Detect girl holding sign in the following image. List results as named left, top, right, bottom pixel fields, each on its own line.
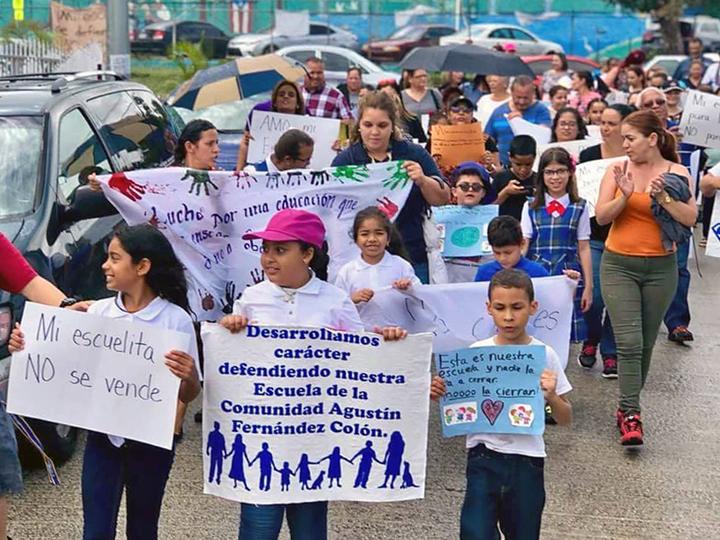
left=9, top=225, right=201, bottom=540
left=219, top=208, right=408, bottom=540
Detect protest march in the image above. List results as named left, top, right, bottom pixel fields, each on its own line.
left=3, top=6, right=720, bottom=537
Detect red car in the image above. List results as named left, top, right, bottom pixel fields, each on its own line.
left=363, top=24, right=456, bottom=63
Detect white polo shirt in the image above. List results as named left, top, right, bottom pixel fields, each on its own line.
left=334, top=252, right=421, bottom=295
left=88, top=294, right=200, bottom=447
left=233, top=274, right=364, bottom=331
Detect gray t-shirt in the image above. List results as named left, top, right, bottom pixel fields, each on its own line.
left=401, top=88, right=442, bottom=116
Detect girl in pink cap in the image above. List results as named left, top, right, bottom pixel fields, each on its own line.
left=220, top=208, right=407, bottom=540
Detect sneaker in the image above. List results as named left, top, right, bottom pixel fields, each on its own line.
left=619, top=413, right=644, bottom=446
left=577, top=343, right=598, bottom=369
left=545, top=403, right=557, bottom=425
left=602, top=357, right=618, bottom=379
left=668, top=326, right=694, bottom=343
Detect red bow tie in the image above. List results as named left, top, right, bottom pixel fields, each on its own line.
left=546, top=200, right=566, bottom=217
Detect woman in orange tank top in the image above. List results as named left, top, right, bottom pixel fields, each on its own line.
left=595, top=110, right=697, bottom=447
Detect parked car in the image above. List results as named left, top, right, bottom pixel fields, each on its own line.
left=362, top=24, right=456, bottom=63
left=276, top=45, right=399, bottom=87
left=228, top=22, right=359, bottom=57
left=131, top=20, right=230, bottom=59
left=642, top=16, right=720, bottom=53
left=440, top=24, right=564, bottom=55
left=0, top=71, right=183, bottom=465
left=522, top=54, right=600, bottom=75
left=644, top=53, right=720, bottom=78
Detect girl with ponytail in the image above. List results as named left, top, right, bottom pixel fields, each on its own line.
left=594, top=109, right=697, bottom=447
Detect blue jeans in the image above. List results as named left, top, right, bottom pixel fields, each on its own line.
left=460, top=444, right=545, bottom=540
left=663, top=238, right=691, bottom=331
left=583, top=240, right=617, bottom=357
left=412, top=261, right=429, bottom=284
left=82, top=432, right=175, bottom=540
left=239, top=501, right=327, bottom=540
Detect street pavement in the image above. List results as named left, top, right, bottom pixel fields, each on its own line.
left=9, top=243, right=720, bottom=539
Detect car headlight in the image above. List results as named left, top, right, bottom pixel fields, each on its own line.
left=383, top=46, right=401, bottom=53
left=0, top=304, right=12, bottom=348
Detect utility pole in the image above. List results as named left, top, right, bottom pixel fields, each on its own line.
left=107, top=0, right=131, bottom=78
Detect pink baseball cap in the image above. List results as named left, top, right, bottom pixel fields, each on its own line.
left=242, top=209, right=326, bottom=248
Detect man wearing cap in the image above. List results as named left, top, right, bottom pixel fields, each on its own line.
left=485, top=75, right=551, bottom=166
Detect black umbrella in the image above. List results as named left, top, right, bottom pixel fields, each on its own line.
left=401, top=43, right=534, bottom=77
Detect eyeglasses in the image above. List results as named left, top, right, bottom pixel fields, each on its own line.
left=642, top=99, right=666, bottom=107
left=450, top=106, right=472, bottom=113
left=558, top=121, right=577, bottom=128
left=543, top=168, right=569, bottom=177
left=456, top=183, right=484, bottom=192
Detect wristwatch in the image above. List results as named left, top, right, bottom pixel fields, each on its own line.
left=659, top=192, right=673, bottom=205
left=59, top=297, right=78, bottom=308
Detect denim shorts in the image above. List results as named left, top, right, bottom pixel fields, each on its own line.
left=0, top=402, right=23, bottom=495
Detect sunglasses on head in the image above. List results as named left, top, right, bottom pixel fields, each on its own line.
left=456, top=182, right=484, bottom=192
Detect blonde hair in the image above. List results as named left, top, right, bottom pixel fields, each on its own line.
left=350, top=91, right=404, bottom=144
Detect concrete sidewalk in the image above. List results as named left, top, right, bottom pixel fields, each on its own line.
left=9, top=251, right=720, bottom=539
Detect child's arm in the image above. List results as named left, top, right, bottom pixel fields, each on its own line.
left=351, top=289, right=374, bottom=304
left=541, top=369, right=572, bottom=426
left=376, top=326, right=408, bottom=341
left=165, top=350, right=201, bottom=403
left=392, top=278, right=414, bottom=290
left=430, top=375, right=446, bottom=401
left=219, top=314, right=249, bottom=333
left=577, top=239, right=593, bottom=312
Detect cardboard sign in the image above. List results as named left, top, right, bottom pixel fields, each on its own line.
left=430, top=123, right=486, bottom=172
left=436, top=345, right=546, bottom=437
left=201, top=324, right=432, bottom=504
left=679, top=90, right=720, bottom=150
left=51, top=1, right=107, bottom=56
left=247, top=111, right=341, bottom=169
left=575, top=157, right=627, bottom=217
left=7, top=303, right=191, bottom=449
left=433, top=205, right=499, bottom=257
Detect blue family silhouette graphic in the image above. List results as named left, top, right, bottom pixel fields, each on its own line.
left=206, top=426, right=419, bottom=492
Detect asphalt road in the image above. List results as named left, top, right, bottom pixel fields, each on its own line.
left=9, top=245, right=720, bottom=539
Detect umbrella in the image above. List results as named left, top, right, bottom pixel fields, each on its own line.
left=401, top=44, right=534, bottom=78
left=166, top=54, right=305, bottom=110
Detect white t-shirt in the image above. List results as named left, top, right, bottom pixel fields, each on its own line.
left=520, top=194, right=591, bottom=240
left=88, top=294, right=200, bottom=447
left=466, top=336, right=572, bottom=458
left=334, top=252, right=420, bottom=295
left=233, top=275, right=364, bottom=331
left=474, top=94, right=510, bottom=129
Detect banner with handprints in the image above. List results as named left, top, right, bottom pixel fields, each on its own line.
left=98, top=163, right=413, bottom=320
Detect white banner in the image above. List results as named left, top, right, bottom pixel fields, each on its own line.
left=7, top=303, right=191, bottom=449
left=248, top=111, right=341, bottom=169
left=98, top=164, right=413, bottom=321
left=201, top=324, right=433, bottom=504
left=575, top=157, right=627, bottom=217
left=679, top=90, right=720, bottom=150
left=508, top=116, right=551, bottom=146
left=274, top=9, right=309, bottom=37
left=707, top=191, right=720, bottom=258
left=357, top=276, right=576, bottom=367
left=534, top=138, right=601, bottom=171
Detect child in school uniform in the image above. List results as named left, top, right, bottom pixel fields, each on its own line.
left=430, top=269, right=572, bottom=540
left=9, top=225, right=201, bottom=540
left=334, top=206, right=420, bottom=306
left=219, top=208, right=407, bottom=540
left=521, top=147, right=593, bottom=342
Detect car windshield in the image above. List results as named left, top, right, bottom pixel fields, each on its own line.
left=388, top=27, right=424, bottom=40
left=0, top=116, right=43, bottom=219
left=173, top=92, right=272, bottom=131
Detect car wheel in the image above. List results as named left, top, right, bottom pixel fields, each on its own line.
left=263, top=44, right=279, bottom=54
left=18, top=418, right=78, bottom=468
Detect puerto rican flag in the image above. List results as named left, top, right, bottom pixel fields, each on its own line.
left=230, top=0, right=252, bottom=33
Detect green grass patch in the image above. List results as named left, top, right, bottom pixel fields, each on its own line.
left=130, top=65, right=186, bottom=100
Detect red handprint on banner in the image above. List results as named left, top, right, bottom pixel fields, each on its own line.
left=108, top=172, right=146, bottom=202
left=377, top=197, right=399, bottom=219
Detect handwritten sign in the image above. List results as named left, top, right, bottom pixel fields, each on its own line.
left=436, top=345, right=546, bottom=436
left=6, top=303, right=191, bottom=449
left=248, top=111, right=341, bottom=169
left=430, top=123, right=486, bottom=172
left=508, top=116, right=551, bottom=146
left=201, top=324, right=432, bottom=504
left=99, top=164, right=413, bottom=321
left=679, top=90, right=720, bottom=150
left=433, top=205, right=499, bottom=257
left=356, top=276, right=576, bottom=367
left=575, top=157, right=627, bottom=217
left=51, top=1, right=107, bottom=57
left=534, top=138, right=601, bottom=171
left=707, top=191, right=720, bottom=258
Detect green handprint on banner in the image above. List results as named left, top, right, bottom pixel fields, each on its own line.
left=332, top=165, right=369, bottom=183
left=383, top=160, right=410, bottom=190
left=181, top=169, right=219, bottom=196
